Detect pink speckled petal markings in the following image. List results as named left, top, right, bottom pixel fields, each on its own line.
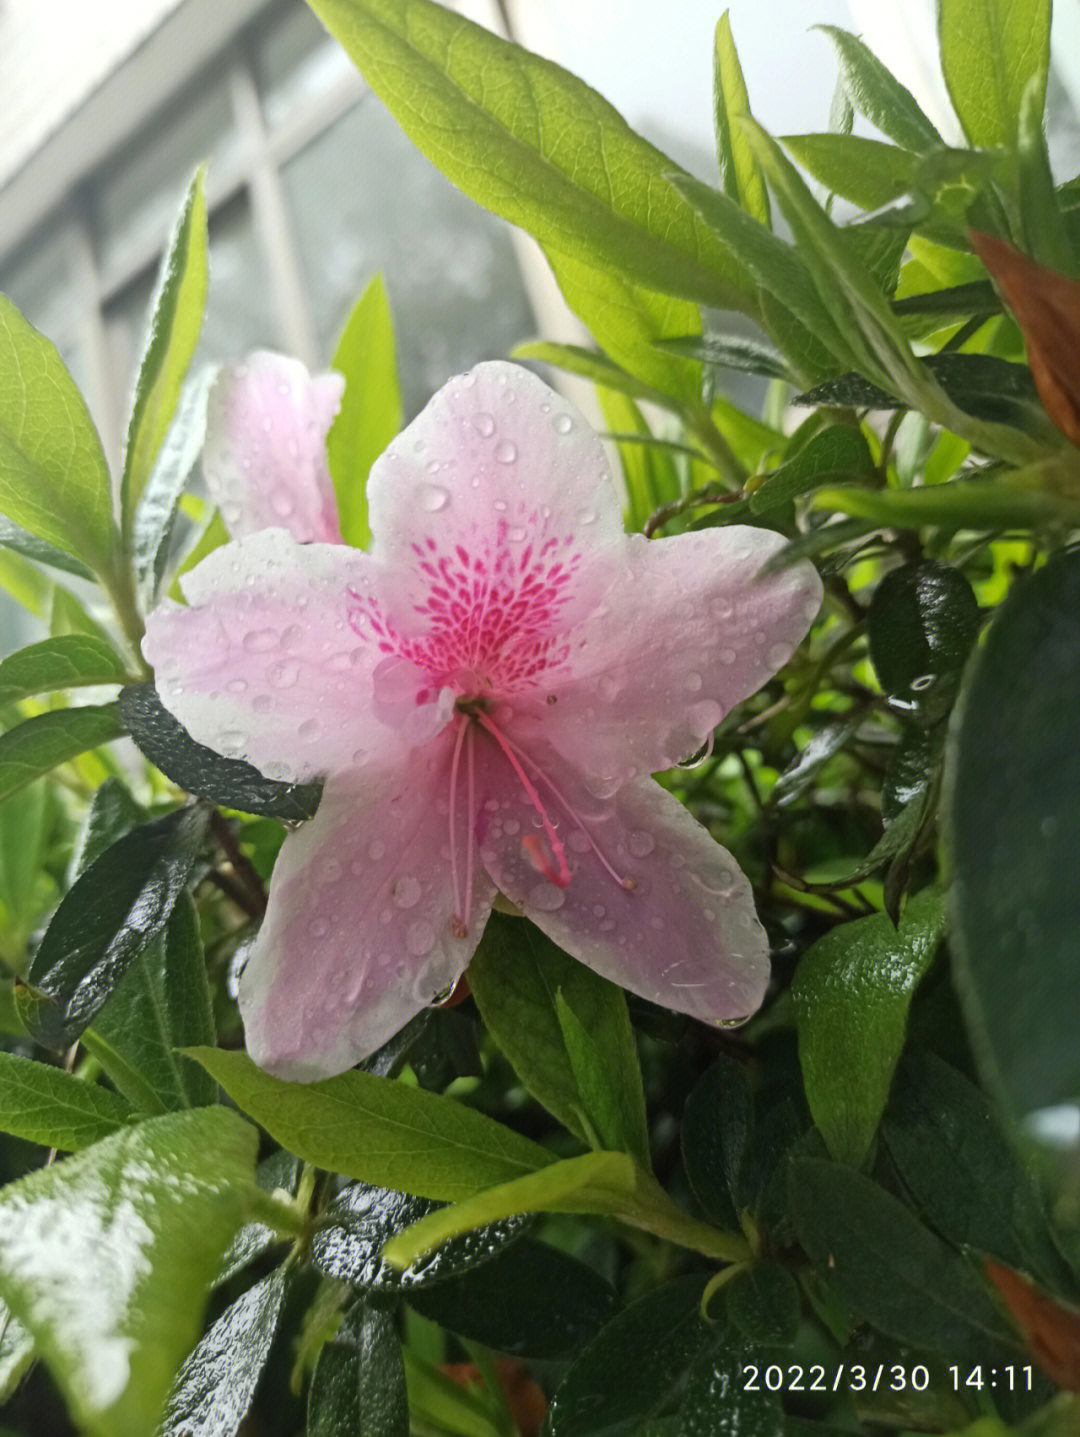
left=204, top=351, right=344, bottom=544
left=472, top=736, right=769, bottom=1027
left=240, top=737, right=496, bottom=1082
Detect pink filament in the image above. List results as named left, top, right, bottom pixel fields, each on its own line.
left=476, top=711, right=572, bottom=888
left=447, top=717, right=469, bottom=931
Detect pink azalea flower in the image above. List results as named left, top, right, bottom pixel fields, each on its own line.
left=144, top=355, right=822, bottom=1081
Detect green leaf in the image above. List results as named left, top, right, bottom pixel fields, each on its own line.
left=160, top=1266, right=289, bottom=1437
left=187, top=1046, right=554, bottom=1202
left=0, top=516, right=95, bottom=581
left=782, top=133, right=920, bottom=212
left=714, top=13, right=770, bottom=227
left=513, top=340, right=676, bottom=412
left=749, top=426, right=873, bottom=514
left=70, top=775, right=145, bottom=877
left=554, top=992, right=631, bottom=1156
left=469, top=916, right=650, bottom=1166
left=0, top=779, right=50, bottom=936
left=382, top=1150, right=745, bottom=1268
left=0, top=1304, right=34, bottom=1403
left=0, top=294, right=119, bottom=580
left=677, top=1335, right=783, bottom=1437
left=544, top=1275, right=711, bottom=1437
left=303, top=0, right=755, bottom=312
left=309, top=1303, right=363, bottom=1437
left=681, top=1056, right=752, bottom=1228
left=0, top=1105, right=257, bottom=1437
left=944, top=549, right=1080, bottom=1115
left=86, top=894, right=216, bottom=1115
left=311, top=1181, right=531, bottom=1291
left=408, top=1236, right=618, bottom=1359
left=0, top=635, right=130, bottom=707
left=401, top=1348, right=506, bottom=1437
left=327, top=274, right=402, bottom=549
left=357, top=1304, right=409, bottom=1437
left=596, top=386, right=683, bottom=533
left=725, top=1265, right=802, bottom=1347
left=791, top=890, right=945, bottom=1165
left=215, top=1149, right=300, bottom=1287
left=0, top=704, right=122, bottom=806
left=868, top=562, right=980, bottom=725
left=818, top=28, right=942, bottom=153
left=656, top=336, right=791, bottom=383
left=134, top=364, right=215, bottom=601
left=789, top=1158, right=1020, bottom=1360
left=939, top=0, right=1051, bottom=151
left=121, top=168, right=209, bottom=544
left=882, top=1051, right=1077, bottom=1297
left=21, top=803, right=211, bottom=1050
left=0, top=1051, right=135, bottom=1150
left=119, top=682, right=322, bottom=821
left=1017, top=78, right=1079, bottom=276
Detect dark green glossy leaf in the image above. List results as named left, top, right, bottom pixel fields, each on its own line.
left=881, top=725, right=942, bottom=823
left=216, top=1149, right=300, bottom=1287
left=0, top=636, right=130, bottom=708
left=789, top=1158, right=1021, bottom=1360
left=677, top=1334, right=783, bottom=1437
left=120, top=683, right=322, bottom=820
left=792, top=890, right=945, bottom=1166
left=358, top=1304, right=408, bottom=1437
left=408, top=1236, right=618, bottom=1359
left=470, top=915, right=649, bottom=1166
left=545, top=1275, right=712, bottom=1437
left=0, top=1051, right=134, bottom=1151
left=944, top=550, right=1080, bottom=1115
left=681, top=1057, right=752, bottom=1228
left=750, top=427, right=873, bottom=515
left=0, top=704, right=122, bottom=806
left=311, top=1181, right=531, bottom=1291
left=121, top=169, right=208, bottom=540
left=713, top=13, right=770, bottom=227
left=0, top=1106, right=257, bottom=1437
left=187, top=1047, right=553, bottom=1202
left=725, top=1265, right=801, bottom=1348
left=87, top=894, right=216, bottom=1114
left=22, top=803, right=211, bottom=1050
left=869, top=562, right=980, bottom=725
left=939, top=0, right=1050, bottom=150
left=655, top=336, right=790, bottom=382
left=818, top=27, right=942, bottom=153
left=160, top=1266, right=288, bottom=1437
left=70, top=776, right=145, bottom=878
left=304, top=0, right=754, bottom=312
left=0, top=294, right=118, bottom=580
left=327, top=273, right=402, bottom=549
left=892, top=280, right=1001, bottom=318
left=0, top=516, right=95, bottom=580
left=134, top=365, right=214, bottom=601
left=883, top=1051, right=1077, bottom=1296
left=773, top=717, right=862, bottom=806
left=308, top=1303, right=362, bottom=1437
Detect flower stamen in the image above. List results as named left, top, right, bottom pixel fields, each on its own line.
left=476, top=711, right=572, bottom=888
left=448, top=716, right=469, bottom=932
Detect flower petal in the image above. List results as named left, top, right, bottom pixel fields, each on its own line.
left=240, top=741, right=496, bottom=1081
left=204, top=351, right=344, bottom=543
left=143, top=528, right=444, bottom=783
left=524, top=527, right=823, bottom=794
left=473, top=737, right=769, bottom=1026
left=364, top=361, right=625, bottom=642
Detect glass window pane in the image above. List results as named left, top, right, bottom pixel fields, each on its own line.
left=255, top=3, right=356, bottom=133
left=282, top=98, right=535, bottom=417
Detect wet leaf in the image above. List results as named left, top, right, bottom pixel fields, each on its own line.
left=120, top=683, right=322, bottom=821
left=869, top=562, right=980, bottom=726
left=750, top=427, right=873, bottom=515
left=681, top=1056, right=752, bottom=1228
left=0, top=1052, right=135, bottom=1151
left=0, top=1106, right=257, bottom=1437
left=792, top=890, right=945, bottom=1165
left=0, top=705, right=123, bottom=807
left=677, top=1334, right=783, bottom=1437
left=0, top=636, right=130, bottom=708
left=22, top=803, right=211, bottom=1050
left=725, top=1265, right=802, bottom=1348
left=357, top=1305, right=409, bottom=1437
left=944, top=550, right=1080, bottom=1115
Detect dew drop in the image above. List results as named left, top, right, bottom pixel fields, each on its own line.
left=494, top=439, right=518, bottom=465
left=271, top=490, right=294, bottom=518
left=406, top=920, right=436, bottom=956
left=308, top=917, right=330, bottom=938
left=554, top=414, right=574, bottom=435
left=252, top=694, right=273, bottom=715
left=677, top=732, right=715, bottom=769
left=321, top=858, right=343, bottom=884
left=227, top=678, right=248, bottom=694
left=768, top=642, right=793, bottom=669
left=392, top=875, right=422, bottom=909
left=352, top=747, right=368, bottom=767
left=529, top=882, right=566, bottom=912
left=578, top=507, right=597, bottom=525
left=718, top=647, right=737, bottom=665
left=599, top=675, right=620, bottom=701
left=685, top=671, right=703, bottom=694
left=627, top=830, right=656, bottom=858
left=910, top=673, right=936, bottom=692
left=222, top=502, right=243, bottom=527
left=471, top=411, right=496, bottom=437
left=716, top=1012, right=752, bottom=1031
left=418, top=483, right=449, bottom=512
left=216, top=729, right=247, bottom=755
left=568, top=830, right=591, bottom=855
left=298, top=718, right=318, bottom=739
left=244, top=628, right=279, bottom=653
left=269, top=659, right=300, bottom=689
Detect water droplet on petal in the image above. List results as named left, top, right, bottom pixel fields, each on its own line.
left=368, top=839, right=386, bottom=861
left=298, top=718, right=318, bottom=739
left=768, top=642, right=793, bottom=669
left=244, top=628, right=279, bottom=653
left=351, top=747, right=368, bottom=766
left=471, top=411, right=496, bottom=437
left=271, top=490, right=294, bottom=518
left=578, top=507, right=597, bottom=525
left=216, top=729, right=247, bottom=755
left=685, top=671, right=703, bottom=694
left=418, top=483, right=449, bottom=512
left=308, top=917, right=330, bottom=938
left=716, top=1012, right=752, bottom=1031
left=222, top=502, right=243, bottom=527
left=494, top=439, right=518, bottom=464
left=718, top=647, right=737, bottom=665
left=392, top=875, right=422, bottom=909
left=678, top=733, right=715, bottom=769
left=627, top=830, right=656, bottom=858
left=529, top=882, right=566, bottom=912
left=406, top=920, right=436, bottom=956
left=554, top=414, right=574, bottom=435
left=227, top=678, right=248, bottom=694
left=269, top=659, right=300, bottom=689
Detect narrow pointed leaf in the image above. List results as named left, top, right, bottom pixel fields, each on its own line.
left=0, top=295, right=118, bottom=579
left=512, top=340, right=672, bottom=410
left=0, top=636, right=130, bottom=708
left=818, top=27, right=942, bottom=153
left=0, top=1106, right=257, bottom=1437
left=749, top=426, right=873, bottom=514
left=302, top=0, right=755, bottom=312
left=713, top=13, right=769, bottom=226
left=186, top=1046, right=553, bottom=1201
left=0, top=704, right=122, bottom=807
left=327, top=273, right=402, bottom=549
left=121, top=169, right=208, bottom=539
left=0, top=517, right=94, bottom=580
left=782, top=133, right=920, bottom=213
left=0, top=1051, right=135, bottom=1151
